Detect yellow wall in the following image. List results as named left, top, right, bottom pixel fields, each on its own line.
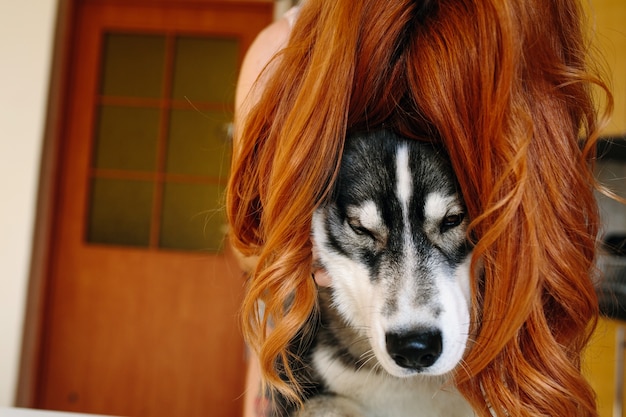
left=585, top=318, right=625, bottom=417
left=589, top=0, right=626, bottom=135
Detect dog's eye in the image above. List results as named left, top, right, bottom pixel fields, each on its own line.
left=440, top=213, right=465, bottom=232
left=347, top=219, right=375, bottom=239
left=348, top=222, right=370, bottom=237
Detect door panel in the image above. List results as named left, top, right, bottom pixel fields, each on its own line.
left=36, top=2, right=272, bottom=416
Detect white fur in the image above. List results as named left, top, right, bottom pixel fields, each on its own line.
left=312, top=347, right=474, bottom=417
left=359, top=200, right=383, bottom=231
left=396, top=145, right=412, bottom=211
left=424, top=193, right=455, bottom=223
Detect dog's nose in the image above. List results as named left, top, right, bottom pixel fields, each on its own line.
left=385, top=329, right=442, bottom=370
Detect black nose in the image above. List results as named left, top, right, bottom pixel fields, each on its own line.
left=385, top=329, right=442, bottom=370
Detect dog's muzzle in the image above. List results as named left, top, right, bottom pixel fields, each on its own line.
left=385, top=329, right=443, bottom=371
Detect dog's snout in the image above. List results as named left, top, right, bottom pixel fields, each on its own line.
left=385, top=329, right=442, bottom=370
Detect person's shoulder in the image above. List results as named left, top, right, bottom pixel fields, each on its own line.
left=235, top=15, right=292, bottom=112
left=244, top=13, right=294, bottom=81
left=250, top=16, right=292, bottom=67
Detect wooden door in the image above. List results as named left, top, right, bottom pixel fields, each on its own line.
left=35, top=2, right=272, bottom=416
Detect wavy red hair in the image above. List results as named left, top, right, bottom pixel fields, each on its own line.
left=226, top=0, right=612, bottom=415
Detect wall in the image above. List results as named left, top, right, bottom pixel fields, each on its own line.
left=590, top=0, right=626, bottom=135
left=0, top=1, right=57, bottom=407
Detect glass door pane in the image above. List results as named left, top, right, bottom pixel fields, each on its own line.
left=87, top=32, right=238, bottom=252
left=100, top=33, right=166, bottom=98
left=171, top=37, right=239, bottom=102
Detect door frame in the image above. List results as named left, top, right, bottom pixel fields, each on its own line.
left=17, top=0, right=77, bottom=406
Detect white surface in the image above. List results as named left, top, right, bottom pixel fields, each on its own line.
left=0, top=0, right=57, bottom=406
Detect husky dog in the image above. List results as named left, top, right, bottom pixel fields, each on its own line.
left=272, top=130, right=474, bottom=417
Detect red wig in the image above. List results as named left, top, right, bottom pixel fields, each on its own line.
left=226, top=0, right=612, bottom=415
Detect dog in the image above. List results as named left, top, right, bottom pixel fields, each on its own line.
left=271, top=130, right=474, bottom=417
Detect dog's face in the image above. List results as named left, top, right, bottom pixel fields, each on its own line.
left=312, top=131, right=471, bottom=378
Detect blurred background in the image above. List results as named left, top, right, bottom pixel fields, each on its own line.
left=0, top=0, right=624, bottom=416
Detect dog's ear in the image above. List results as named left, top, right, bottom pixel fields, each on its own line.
left=415, top=0, right=437, bottom=22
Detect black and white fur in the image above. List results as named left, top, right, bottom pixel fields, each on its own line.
left=272, top=130, right=474, bottom=417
